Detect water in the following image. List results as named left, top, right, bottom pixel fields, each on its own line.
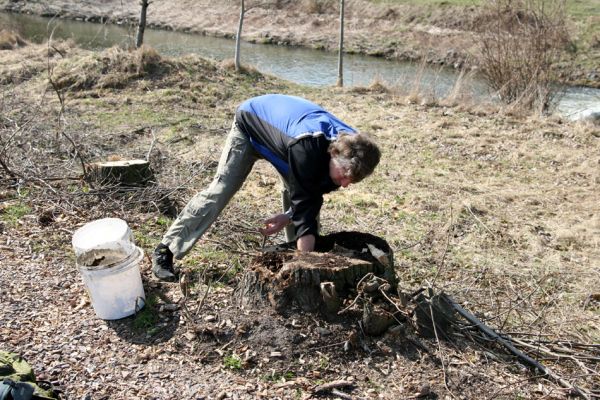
left=2, top=11, right=598, bottom=119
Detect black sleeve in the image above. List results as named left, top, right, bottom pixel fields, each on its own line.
left=287, top=137, right=332, bottom=239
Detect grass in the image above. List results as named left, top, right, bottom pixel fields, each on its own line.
left=262, top=371, right=296, bottom=382
left=369, top=0, right=600, bottom=19
left=566, top=0, right=600, bottom=18
left=371, top=0, right=481, bottom=5
left=1, top=38, right=599, bottom=395
left=223, top=353, right=242, bottom=370
left=0, top=203, right=31, bottom=227
left=131, top=293, right=160, bottom=334
left=133, top=217, right=172, bottom=249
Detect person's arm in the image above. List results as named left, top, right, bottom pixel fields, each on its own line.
left=287, top=138, right=328, bottom=240
left=297, top=234, right=315, bottom=251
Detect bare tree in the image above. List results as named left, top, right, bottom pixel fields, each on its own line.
left=136, top=0, right=150, bottom=48
left=336, top=0, right=345, bottom=87
left=235, top=0, right=245, bottom=71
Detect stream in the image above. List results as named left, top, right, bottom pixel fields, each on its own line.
left=2, top=11, right=598, bottom=120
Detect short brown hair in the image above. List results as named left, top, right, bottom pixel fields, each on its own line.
left=328, top=133, right=381, bottom=182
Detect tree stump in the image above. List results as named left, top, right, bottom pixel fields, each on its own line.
left=414, top=290, right=458, bottom=338
left=88, top=159, right=155, bottom=186
left=235, top=232, right=397, bottom=316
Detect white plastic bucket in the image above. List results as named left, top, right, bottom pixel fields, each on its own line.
left=72, top=217, right=135, bottom=258
left=72, top=218, right=146, bottom=320
left=77, top=246, right=146, bottom=320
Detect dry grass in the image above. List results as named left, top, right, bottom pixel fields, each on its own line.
left=1, top=42, right=599, bottom=398
left=301, top=0, right=336, bottom=14
left=51, top=45, right=172, bottom=91
left=0, top=29, right=28, bottom=50
left=0, top=39, right=76, bottom=85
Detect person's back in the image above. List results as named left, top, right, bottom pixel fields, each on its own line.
left=235, top=94, right=356, bottom=174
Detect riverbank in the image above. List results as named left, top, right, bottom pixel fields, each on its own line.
left=1, top=0, right=599, bottom=88
left=1, top=40, right=599, bottom=398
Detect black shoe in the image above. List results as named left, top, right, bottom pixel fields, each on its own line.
left=152, top=244, right=176, bottom=281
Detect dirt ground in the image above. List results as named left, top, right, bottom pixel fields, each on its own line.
left=0, top=39, right=599, bottom=399
left=1, top=0, right=599, bottom=88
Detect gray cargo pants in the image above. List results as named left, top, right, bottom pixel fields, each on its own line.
left=161, top=120, right=296, bottom=259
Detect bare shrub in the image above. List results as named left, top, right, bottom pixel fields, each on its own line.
left=0, top=29, right=28, bottom=50
left=475, top=0, right=571, bottom=113
left=302, top=0, right=335, bottom=14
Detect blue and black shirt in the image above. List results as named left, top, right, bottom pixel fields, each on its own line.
left=235, top=94, right=357, bottom=240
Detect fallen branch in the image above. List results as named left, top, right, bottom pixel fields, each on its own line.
left=442, top=293, right=591, bottom=399
left=331, top=388, right=354, bottom=399
left=312, top=380, right=355, bottom=395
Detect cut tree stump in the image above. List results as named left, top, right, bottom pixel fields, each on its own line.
left=235, top=232, right=397, bottom=316
left=88, top=159, right=155, bottom=186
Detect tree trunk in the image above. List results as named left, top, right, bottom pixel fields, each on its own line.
left=336, top=0, right=345, bottom=87
left=136, top=0, right=150, bottom=49
left=235, top=0, right=245, bottom=72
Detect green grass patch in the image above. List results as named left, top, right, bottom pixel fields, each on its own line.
left=262, top=371, right=296, bottom=382
left=566, top=0, right=600, bottom=19
left=131, top=293, right=160, bottom=334
left=156, top=215, right=171, bottom=227
left=88, top=105, right=173, bottom=130
left=183, top=247, right=244, bottom=284
left=133, top=217, right=171, bottom=249
left=0, top=203, right=31, bottom=227
left=223, top=353, right=242, bottom=370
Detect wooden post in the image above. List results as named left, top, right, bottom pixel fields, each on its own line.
left=336, top=0, right=345, bottom=87
left=235, top=0, right=245, bottom=72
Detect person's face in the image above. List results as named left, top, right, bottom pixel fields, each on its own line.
left=329, top=160, right=353, bottom=188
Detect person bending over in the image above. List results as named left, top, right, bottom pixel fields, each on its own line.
left=152, top=94, right=381, bottom=281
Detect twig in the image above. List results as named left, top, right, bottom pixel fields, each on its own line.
left=194, top=278, right=212, bottom=319
left=428, top=300, right=458, bottom=399
left=378, top=286, right=410, bottom=317
left=338, top=273, right=373, bottom=315
left=431, top=206, right=453, bottom=288
left=442, top=293, right=591, bottom=399
left=202, top=238, right=258, bottom=257
left=46, top=25, right=90, bottom=182
left=307, top=340, right=347, bottom=351
left=510, top=337, right=599, bottom=375
left=465, top=205, right=496, bottom=239
left=145, top=128, right=157, bottom=162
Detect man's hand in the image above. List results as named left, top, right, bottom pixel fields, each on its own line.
left=297, top=234, right=315, bottom=251
left=259, top=213, right=290, bottom=236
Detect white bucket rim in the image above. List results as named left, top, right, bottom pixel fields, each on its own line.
left=77, top=246, right=144, bottom=275
left=72, top=217, right=133, bottom=257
